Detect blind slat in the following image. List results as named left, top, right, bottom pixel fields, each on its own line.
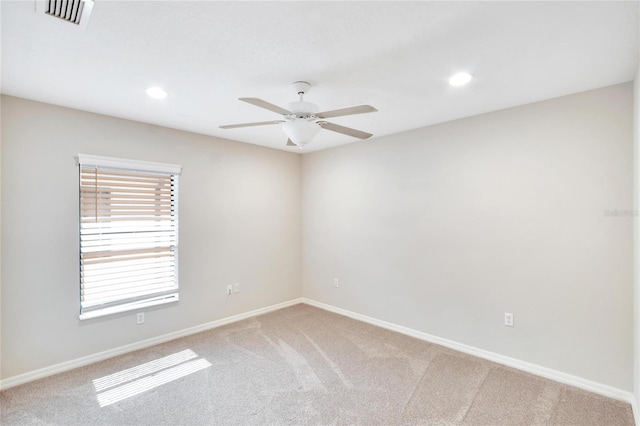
left=82, top=288, right=178, bottom=309
left=81, top=168, right=174, bottom=180
left=81, top=216, right=174, bottom=223
left=81, top=204, right=173, bottom=211
left=81, top=187, right=172, bottom=196
left=81, top=210, right=173, bottom=217
left=80, top=249, right=174, bottom=262
left=81, top=229, right=175, bottom=238
left=81, top=235, right=176, bottom=245
left=80, top=180, right=173, bottom=189
left=80, top=174, right=173, bottom=185
left=82, top=276, right=176, bottom=295
left=80, top=193, right=173, bottom=200
left=81, top=256, right=173, bottom=273
left=81, top=200, right=173, bottom=206
left=82, top=265, right=174, bottom=280
left=82, top=243, right=176, bottom=254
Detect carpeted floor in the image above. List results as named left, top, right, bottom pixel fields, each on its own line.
left=0, top=304, right=635, bottom=425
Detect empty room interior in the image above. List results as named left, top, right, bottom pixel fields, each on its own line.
left=1, top=1, right=640, bottom=425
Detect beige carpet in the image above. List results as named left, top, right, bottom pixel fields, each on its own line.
left=0, top=304, right=635, bottom=425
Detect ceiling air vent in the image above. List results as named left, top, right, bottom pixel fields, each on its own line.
left=39, top=0, right=94, bottom=29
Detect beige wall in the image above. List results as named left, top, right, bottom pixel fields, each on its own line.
left=0, top=96, right=302, bottom=379
left=302, top=83, right=634, bottom=391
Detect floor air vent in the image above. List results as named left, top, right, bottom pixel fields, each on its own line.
left=42, top=0, right=94, bottom=29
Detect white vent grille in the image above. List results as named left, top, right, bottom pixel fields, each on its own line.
left=41, top=0, right=94, bottom=28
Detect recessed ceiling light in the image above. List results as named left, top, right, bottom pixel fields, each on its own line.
left=146, top=86, right=168, bottom=99
left=448, top=72, right=473, bottom=87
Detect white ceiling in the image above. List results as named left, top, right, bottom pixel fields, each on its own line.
left=1, top=1, right=638, bottom=153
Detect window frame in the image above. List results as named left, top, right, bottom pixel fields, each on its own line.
left=77, top=154, right=182, bottom=320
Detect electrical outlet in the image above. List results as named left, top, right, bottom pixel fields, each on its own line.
left=136, top=312, right=144, bottom=325
left=504, top=312, right=514, bottom=327
left=334, top=278, right=339, bottom=288
left=226, top=285, right=233, bottom=295
left=234, top=283, right=240, bottom=293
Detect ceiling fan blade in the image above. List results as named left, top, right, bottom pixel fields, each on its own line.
left=239, top=98, right=292, bottom=115
left=219, top=120, right=283, bottom=129
left=316, top=105, right=377, bottom=119
left=286, top=139, right=297, bottom=147
left=319, top=122, right=373, bottom=139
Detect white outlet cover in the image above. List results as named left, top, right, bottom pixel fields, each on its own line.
left=504, top=313, right=514, bottom=327
left=234, top=283, right=240, bottom=293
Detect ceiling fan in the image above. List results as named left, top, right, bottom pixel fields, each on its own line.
left=219, top=81, right=377, bottom=148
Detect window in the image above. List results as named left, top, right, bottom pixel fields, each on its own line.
left=77, top=154, right=181, bottom=320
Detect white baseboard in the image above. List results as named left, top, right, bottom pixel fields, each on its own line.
left=632, top=397, right=639, bottom=426
left=301, top=298, right=636, bottom=407
left=0, top=298, right=303, bottom=391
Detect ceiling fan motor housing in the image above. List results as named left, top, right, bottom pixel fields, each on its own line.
left=285, top=103, right=318, bottom=118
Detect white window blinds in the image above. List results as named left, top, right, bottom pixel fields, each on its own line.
left=77, top=154, right=181, bottom=320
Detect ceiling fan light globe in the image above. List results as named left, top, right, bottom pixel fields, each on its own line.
left=282, top=120, right=321, bottom=147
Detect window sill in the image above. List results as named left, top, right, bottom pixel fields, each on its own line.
left=79, top=294, right=179, bottom=320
